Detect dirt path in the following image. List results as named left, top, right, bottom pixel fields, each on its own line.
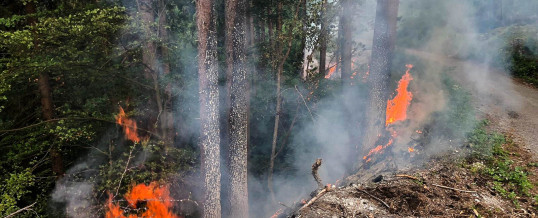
left=406, top=49, right=538, bottom=159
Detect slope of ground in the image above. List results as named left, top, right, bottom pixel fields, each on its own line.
left=285, top=50, right=538, bottom=217
left=405, top=49, right=538, bottom=159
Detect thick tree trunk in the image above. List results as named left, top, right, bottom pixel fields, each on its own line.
left=340, top=0, right=352, bottom=84
left=26, top=2, right=63, bottom=179
left=319, top=0, right=327, bottom=76
left=224, top=0, right=249, bottom=216
left=362, top=0, right=399, bottom=158
left=197, top=0, right=222, bottom=217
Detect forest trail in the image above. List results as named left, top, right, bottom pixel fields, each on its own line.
left=406, top=49, right=538, bottom=160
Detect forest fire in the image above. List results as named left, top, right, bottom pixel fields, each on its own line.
left=324, top=65, right=337, bottom=79
left=386, top=64, right=414, bottom=126
left=110, top=108, right=176, bottom=217
left=115, top=106, right=141, bottom=143
left=363, top=64, right=415, bottom=162
left=106, top=182, right=179, bottom=218
left=324, top=61, right=369, bottom=81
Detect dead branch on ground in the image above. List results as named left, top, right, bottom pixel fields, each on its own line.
left=311, top=158, right=323, bottom=189
left=431, top=183, right=477, bottom=193
left=299, top=185, right=332, bottom=211
left=395, top=174, right=476, bottom=193
left=395, top=174, right=419, bottom=180
left=356, top=189, right=390, bottom=209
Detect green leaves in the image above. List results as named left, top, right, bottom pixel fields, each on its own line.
left=0, top=169, right=35, bottom=216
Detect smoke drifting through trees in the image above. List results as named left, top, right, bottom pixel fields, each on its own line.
left=1, top=0, right=534, bottom=217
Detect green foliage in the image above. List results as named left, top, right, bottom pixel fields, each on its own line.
left=467, top=123, right=534, bottom=206
left=0, top=169, right=35, bottom=216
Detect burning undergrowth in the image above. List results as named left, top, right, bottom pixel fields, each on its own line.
left=284, top=130, right=538, bottom=217
left=52, top=105, right=197, bottom=217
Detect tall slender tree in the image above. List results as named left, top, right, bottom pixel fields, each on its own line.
left=138, top=0, right=174, bottom=144
left=340, top=0, right=352, bottom=84
left=25, top=1, right=63, bottom=179
left=319, top=0, right=328, bottom=76
left=224, top=0, right=249, bottom=216
left=197, top=0, right=222, bottom=216
left=362, top=0, right=399, bottom=158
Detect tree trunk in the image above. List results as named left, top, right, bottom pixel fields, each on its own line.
left=157, top=0, right=175, bottom=145
left=268, top=7, right=274, bottom=46
left=138, top=0, right=165, bottom=140
left=224, top=0, right=249, bottom=216
left=268, top=1, right=284, bottom=202
left=260, top=18, right=266, bottom=42
left=197, top=0, right=222, bottom=216
left=26, top=2, right=63, bottom=179
left=362, top=0, right=399, bottom=158
left=340, top=0, right=352, bottom=84
left=319, top=0, right=328, bottom=76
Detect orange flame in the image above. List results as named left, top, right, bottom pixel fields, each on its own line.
left=271, top=208, right=283, bottom=218
left=386, top=64, right=414, bottom=126
left=363, top=64, right=414, bottom=163
left=106, top=182, right=179, bottom=218
left=116, top=106, right=140, bottom=143
left=363, top=138, right=393, bottom=161
left=408, top=147, right=414, bottom=152
left=324, top=65, right=337, bottom=79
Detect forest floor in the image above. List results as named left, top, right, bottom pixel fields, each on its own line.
left=287, top=50, right=538, bottom=217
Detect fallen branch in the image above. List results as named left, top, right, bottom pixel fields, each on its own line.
left=395, top=174, right=476, bottom=193
left=279, top=202, right=291, bottom=209
left=356, top=189, right=390, bottom=209
left=4, top=202, right=36, bottom=218
left=299, top=186, right=331, bottom=210
left=395, top=174, right=419, bottom=181
left=311, top=158, right=323, bottom=189
left=431, top=183, right=477, bottom=193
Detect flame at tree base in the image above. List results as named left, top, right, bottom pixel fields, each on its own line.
left=386, top=64, right=414, bottom=126
left=363, top=64, right=415, bottom=162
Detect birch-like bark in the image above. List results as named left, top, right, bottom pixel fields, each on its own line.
left=197, top=0, right=222, bottom=216
left=224, top=0, right=249, bottom=216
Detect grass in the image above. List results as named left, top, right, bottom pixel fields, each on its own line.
left=466, top=121, right=534, bottom=207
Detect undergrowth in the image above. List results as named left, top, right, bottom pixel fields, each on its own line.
left=466, top=121, right=534, bottom=207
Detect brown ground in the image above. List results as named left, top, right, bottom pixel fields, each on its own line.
left=289, top=51, right=538, bottom=217
left=292, top=146, right=537, bottom=217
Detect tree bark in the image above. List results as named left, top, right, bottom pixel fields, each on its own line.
left=319, top=0, right=328, bottom=77
left=260, top=17, right=266, bottom=42
left=197, top=0, right=222, bottom=217
left=224, top=0, right=249, bottom=216
left=340, top=0, right=352, bottom=84
left=268, top=1, right=283, bottom=202
left=138, top=0, right=165, bottom=139
left=157, top=0, right=175, bottom=145
left=362, top=0, right=399, bottom=158
left=26, top=2, right=63, bottom=179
